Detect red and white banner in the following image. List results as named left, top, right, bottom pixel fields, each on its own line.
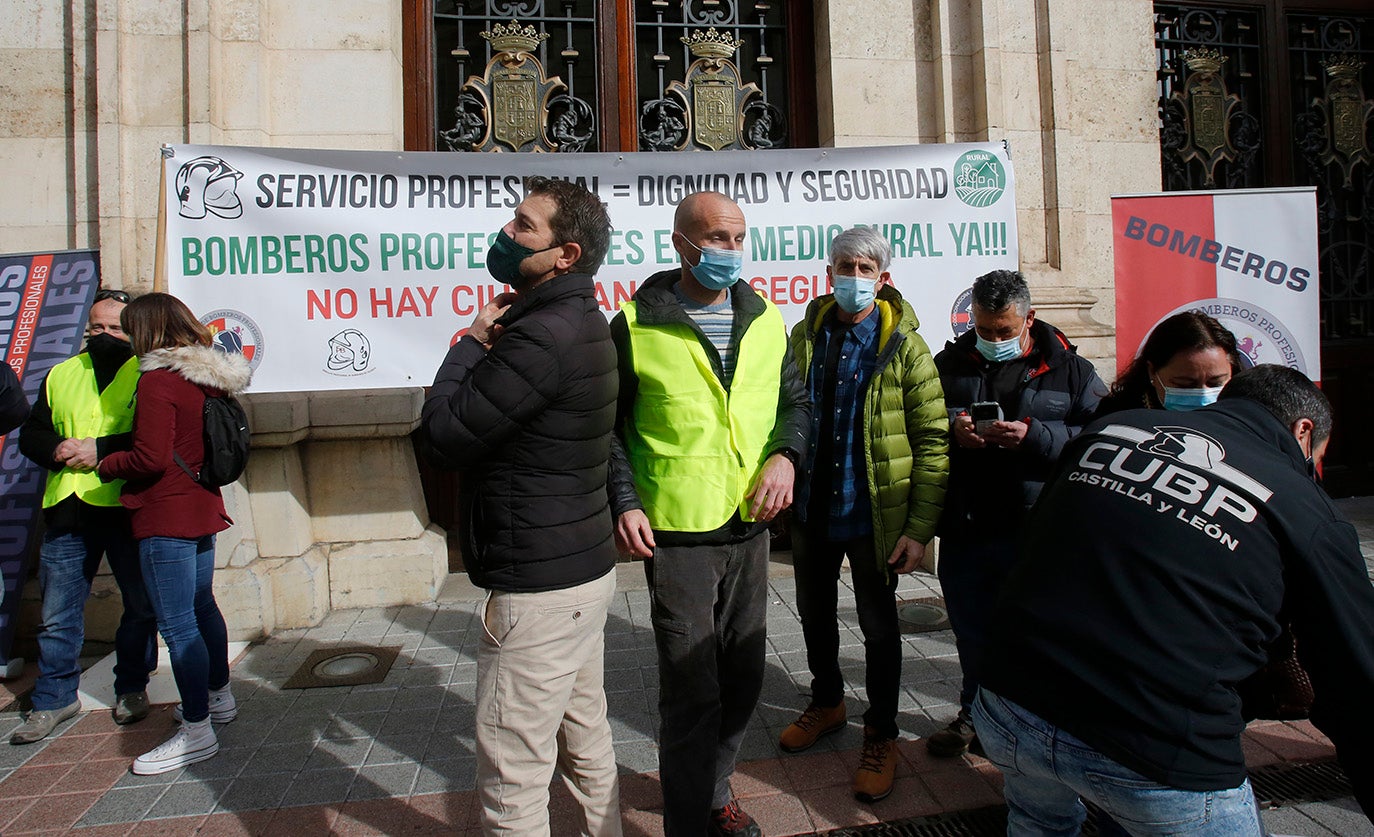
left=1112, top=187, right=1320, bottom=382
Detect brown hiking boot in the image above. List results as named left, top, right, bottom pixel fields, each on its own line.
left=778, top=700, right=846, bottom=753
left=925, top=711, right=977, bottom=757
left=852, top=727, right=899, bottom=803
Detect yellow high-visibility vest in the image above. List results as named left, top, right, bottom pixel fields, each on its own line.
left=621, top=300, right=784, bottom=532
left=41, top=354, right=139, bottom=509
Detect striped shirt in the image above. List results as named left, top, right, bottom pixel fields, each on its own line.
left=675, top=283, right=736, bottom=385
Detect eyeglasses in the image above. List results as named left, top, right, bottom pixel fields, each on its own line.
left=94, top=289, right=130, bottom=303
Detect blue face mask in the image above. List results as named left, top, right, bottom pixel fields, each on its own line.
left=681, top=237, right=742, bottom=291
left=1160, top=384, right=1222, bottom=411
left=831, top=275, right=876, bottom=314
left=975, top=331, right=1024, bottom=363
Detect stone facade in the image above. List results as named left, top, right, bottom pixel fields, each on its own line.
left=4, top=1, right=1161, bottom=640
left=815, top=0, right=1160, bottom=369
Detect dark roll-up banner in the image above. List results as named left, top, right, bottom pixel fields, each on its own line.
left=0, top=250, right=101, bottom=676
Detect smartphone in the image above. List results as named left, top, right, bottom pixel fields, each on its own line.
left=970, top=401, right=1003, bottom=434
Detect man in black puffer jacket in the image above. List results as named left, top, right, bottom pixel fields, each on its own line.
left=422, top=177, right=621, bottom=837
left=927, top=269, right=1107, bottom=758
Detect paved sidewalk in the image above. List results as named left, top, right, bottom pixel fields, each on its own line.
left=0, top=497, right=1370, bottom=835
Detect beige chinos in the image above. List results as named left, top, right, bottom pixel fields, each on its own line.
left=475, top=569, right=621, bottom=836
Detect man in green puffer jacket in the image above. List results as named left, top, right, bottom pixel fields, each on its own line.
left=778, top=226, right=949, bottom=804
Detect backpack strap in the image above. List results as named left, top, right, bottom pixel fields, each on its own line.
left=171, top=382, right=215, bottom=484
left=173, top=451, right=199, bottom=481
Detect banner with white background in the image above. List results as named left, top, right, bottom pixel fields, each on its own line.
left=164, top=143, right=1018, bottom=392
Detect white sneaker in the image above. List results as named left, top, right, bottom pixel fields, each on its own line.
left=172, top=684, right=237, bottom=724
left=132, top=718, right=218, bottom=775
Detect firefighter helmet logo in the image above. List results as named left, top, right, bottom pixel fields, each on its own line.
left=1140, top=426, right=1228, bottom=470
left=327, top=329, right=373, bottom=375
left=175, top=156, right=245, bottom=220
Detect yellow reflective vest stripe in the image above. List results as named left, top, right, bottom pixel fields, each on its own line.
left=41, top=354, right=139, bottom=509
left=621, top=299, right=784, bottom=532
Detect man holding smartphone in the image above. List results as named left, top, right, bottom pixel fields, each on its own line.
left=928, top=269, right=1106, bottom=757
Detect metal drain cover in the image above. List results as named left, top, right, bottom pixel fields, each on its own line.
left=808, top=760, right=1354, bottom=835
left=822, top=806, right=1006, bottom=836
left=897, top=597, right=950, bottom=633
left=282, top=645, right=400, bottom=689
left=1250, top=758, right=1352, bottom=807
left=815, top=804, right=1132, bottom=836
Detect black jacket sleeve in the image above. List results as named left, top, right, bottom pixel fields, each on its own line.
left=420, top=325, right=561, bottom=470
left=0, top=363, right=28, bottom=436
left=18, top=372, right=63, bottom=471
left=1021, top=355, right=1107, bottom=464
left=765, top=343, right=809, bottom=464
left=1288, top=518, right=1374, bottom=819
left=606, top=312, right=643, bottom=517
left=94, top=431, right=134, bottom=460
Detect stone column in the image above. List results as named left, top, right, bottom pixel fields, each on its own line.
left=216, top=387, right=447, bottom=640
left=813, top=0, right=1159, bottom=372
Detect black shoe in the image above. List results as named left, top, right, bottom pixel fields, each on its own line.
left=925, top=712, right=976, bottom=758
left=709, top=799, right=762, bottom=837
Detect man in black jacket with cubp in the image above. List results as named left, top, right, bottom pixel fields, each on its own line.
left=974, top=365, right=1374, bottom=834
left=422, top=177, right=620, bottom=837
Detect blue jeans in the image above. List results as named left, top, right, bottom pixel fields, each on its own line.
left=139, top=535, right=229, bottom=723
left=972, top=688, right=1265, bottom=836
left=32, top=528, right=158, bottom=710
left=938, top=536, right=1021, bottom=712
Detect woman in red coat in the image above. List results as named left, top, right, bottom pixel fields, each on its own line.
left=98, top=293, right=251, bottom=775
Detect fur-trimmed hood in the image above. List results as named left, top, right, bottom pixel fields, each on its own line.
left=140, top=345, right=252, bottom=394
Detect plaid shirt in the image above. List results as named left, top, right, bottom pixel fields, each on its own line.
left=808, top=310, right=880, bottom=540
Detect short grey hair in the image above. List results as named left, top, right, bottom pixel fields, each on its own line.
left=829, top=227, right=892, bottom=272
left=972, top=269, right=1031, bottom=317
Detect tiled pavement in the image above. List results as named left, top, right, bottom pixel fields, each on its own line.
left=1, top=496, right=1371, bottom=836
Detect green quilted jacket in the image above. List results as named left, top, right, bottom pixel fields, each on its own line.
left=789, top=285, right=950, bottom=577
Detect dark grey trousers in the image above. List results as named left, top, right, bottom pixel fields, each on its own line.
left=644, top=530, right=769, bottom=836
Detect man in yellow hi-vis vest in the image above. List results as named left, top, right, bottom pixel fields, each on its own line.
left=608, top=191, right=809, bottom=837
left=12, top=290, right=157, bottom=745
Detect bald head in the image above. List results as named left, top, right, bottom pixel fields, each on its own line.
left=672, top=192, right=746, bottom=251
left=670, top=191, right=747, bottom=298
left=674, top=191, right=744, bottom=237
left=88, top=298, right=128, bottom=342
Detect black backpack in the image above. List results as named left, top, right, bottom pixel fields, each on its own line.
left=175, top=392, right=251, bottom=488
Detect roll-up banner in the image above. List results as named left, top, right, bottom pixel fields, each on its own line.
left=1112, top=188, right=1320, bottom=381
left=0, top=250, right=101, bottom=673
left=163, top=143, right=1018, bottom=392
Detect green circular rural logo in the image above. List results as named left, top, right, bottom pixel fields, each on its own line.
left=953, top=150, right=1006, bottom=208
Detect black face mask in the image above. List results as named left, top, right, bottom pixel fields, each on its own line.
left=86, top=332, right=132, bottom=363
left=486, top=229, right=562, bottom=292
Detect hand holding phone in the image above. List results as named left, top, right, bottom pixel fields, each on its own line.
left=971, top=401, right=1003, bottom=435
